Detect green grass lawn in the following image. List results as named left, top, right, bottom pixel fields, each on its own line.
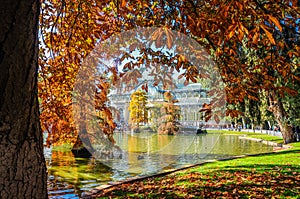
left=95, top=131, right=300, bottom=199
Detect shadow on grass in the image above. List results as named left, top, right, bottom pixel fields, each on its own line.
left=96, top=171, right=300, bottom=198
left=173, top=167, right=300, bottom=199
left=96, top=167, right=300, bottom=199
left=172, top=149, right=300, bottom=198
left=94, top=149, right=300, bottom=199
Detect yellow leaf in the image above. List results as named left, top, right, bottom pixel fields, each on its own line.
left=86, top=37, right=92, bottom=44
left=227, top=24, right=237, bottom=40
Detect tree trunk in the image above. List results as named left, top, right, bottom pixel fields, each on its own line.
left=268, top=91, right=296, bottom=144
left=242, top=117, right=245, bottom=129
left=278, top=123, right=294, bottom=144
left=0, top=1, right=48, bottom=198
left=71, top=123, right=94, bottom=158
left=72, top=104, right=94, bottom=158
left=71, top=135, right=94, bottom=158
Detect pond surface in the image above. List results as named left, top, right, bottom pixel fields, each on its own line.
left=46, top=132, right=273, bottom=198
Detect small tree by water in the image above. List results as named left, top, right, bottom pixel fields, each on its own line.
left=128, top=90, right=149, bottom=130
left=158, top=91, right=181, bottom=135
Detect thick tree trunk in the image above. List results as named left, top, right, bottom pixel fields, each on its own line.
left=278, top=123, right=294, bottom=144
left=0, top=1, right=48, bottom=198
left=268, top=91, right=296, bottom=144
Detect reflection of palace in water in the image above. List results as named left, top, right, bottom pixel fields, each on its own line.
left=109, top=83, right=222, bottom=128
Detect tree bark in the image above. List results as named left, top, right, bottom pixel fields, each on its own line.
left=0, top=0, right=48, bottom=198
left=268, top=91, right=296, bottom=144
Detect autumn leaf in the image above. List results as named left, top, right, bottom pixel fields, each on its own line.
left=120, top=0, right=126, bottom=8
left=214, top=114, right=220, bottom=124
left=252, top=32, right=259, bottom=45
left=227, top=25, right=237, bottom=40
left=260, top=24, right=276, bottom=45
left=268, top=15, right=282, bottom=32
left=164, top=27, right=174, bottom=49
left=177, top=73, right=185, bottom=79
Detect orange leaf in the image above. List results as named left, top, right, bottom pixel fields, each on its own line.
left=214, top=114, right=220, bottom=124
left=252, top=32, right=259, bottom=45
left=260, top=24, right=275, bottom=45
left=164, top=28, right=173, bottom=49
left=268, top=15, right=282, bottom=32
left=120, top=0, right=126, bottom=8
left=227, top=25, right=237, bottom=40
left=178, top=73, right=185, bottom=79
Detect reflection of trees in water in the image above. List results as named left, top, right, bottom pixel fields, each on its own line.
left=47, top=151, right=113, bottom=198
left=196, top=134, right=272, bottom=156
left=114, top=133, right=273, bottom=172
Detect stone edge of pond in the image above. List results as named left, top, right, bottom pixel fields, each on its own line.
left=81, top=137, right=291, bottom=199
left=81, top=159, right=229, bottom=198
left=238, top=135, right=291, bottom=150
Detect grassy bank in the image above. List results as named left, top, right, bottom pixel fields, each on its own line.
left=51, top=143, right=73, bottom=151
left=95, top=131, right=300, bottom=199
left=207, top=129, right=284, bottom=144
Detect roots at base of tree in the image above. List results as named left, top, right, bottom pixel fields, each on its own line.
left=72, top=135, right=94, bottom=158
left=131, top=127, right=141, bottom=133
left=197, top=128, right=207, bottom=134
left=71, top=147, right=93, bottom=158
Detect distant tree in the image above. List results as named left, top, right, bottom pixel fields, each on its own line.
left=229, top=91, right=275, bottom=131
left=72, top=75, right=116, bottom=157
left=128, top=90, right=148, bottom=129
left=158, top=91, right=181, bottom=135
left=149, top=103, right=163, bottom=131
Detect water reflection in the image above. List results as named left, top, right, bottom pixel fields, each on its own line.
left=47, top=151, right=113, bottom=198
left=46, top=133, right=274, bottom=198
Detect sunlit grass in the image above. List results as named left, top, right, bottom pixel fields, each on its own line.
left=51, top=143, right=73, bottom=151
left=185, top=147, right=300, bottom=174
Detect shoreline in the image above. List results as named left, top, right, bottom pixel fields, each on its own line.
left=82, top=134, right=292, bottom=198
left=237, top=135, right=291, bottom=151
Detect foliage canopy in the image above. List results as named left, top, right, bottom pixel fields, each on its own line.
left=39, top=0, right=299, bottom=144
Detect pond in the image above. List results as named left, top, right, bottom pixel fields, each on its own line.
left=46, top=132, right=274, bottom=198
